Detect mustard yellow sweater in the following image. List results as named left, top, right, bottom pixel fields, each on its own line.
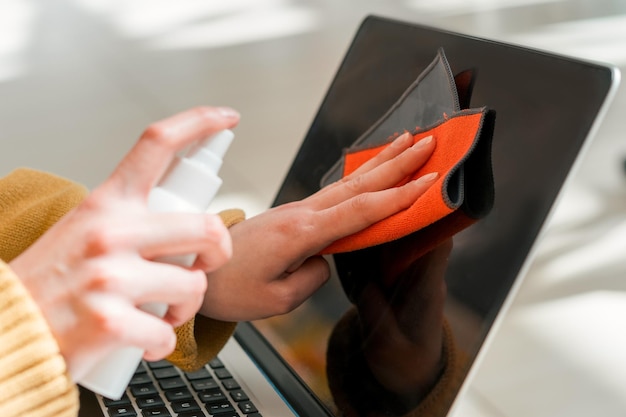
left=0, top=168, right=241, bottom=417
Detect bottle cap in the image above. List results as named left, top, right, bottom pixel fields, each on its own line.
left=186, top=130, right=234, bottom=173
left=157, top=129, right=233, bottom=210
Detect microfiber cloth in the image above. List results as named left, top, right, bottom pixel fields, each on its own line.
left=320, top=48, right=496, bottom=255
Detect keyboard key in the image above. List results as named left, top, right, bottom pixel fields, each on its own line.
left=206, top=401, right=235, bottom=415
left=130, top=373, right=153, bottom=386
left=135, top=363, right=148, bottom=374
left=106, top=406, right=137, bottom=417
left=164, top=387, right=193, bottom=402
left=153, top=367, right=180, bottom=380
left=238, top=401, right=258, bottom=414
left=136, top=395, right=164, bottom=409
left=146, top=360, right=171, bottom=369
left=184, top=367, right=212, bottom=380
left=99, top=359, right=258, bottom=417
left=197, top=389, right=227, bottom=404
left=158, top=376, right=186, bottom=390
left=208, top=358, right=224, bottom=369
left=213, top=369, right=232, bottom=380
left=191, top=378, right=220, bottom=391
left=131, top=384, right=158, bottom=398
left=141, top=407, right=171, bottom=417
left=177, top=412, right=206, bottom=417
left=103, top=394, right=132, bottom=408
left=229, top=390, right=248, bottom=402
left=171, top=399, right=201, bottom=413
left=221, top=379, right=240, bottom=390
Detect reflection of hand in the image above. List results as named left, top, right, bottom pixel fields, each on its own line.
left=200, top=133, right=438, bottom=322
left=9, top=107, right=239, bottom=380
left=356, top=239, right=452, bottom=405
left=326, top=239, right=453, bottom=416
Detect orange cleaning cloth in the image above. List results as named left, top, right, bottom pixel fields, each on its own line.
left=319, top=48, right=496, bottom=256
left=321, top=107, right=495, bottom=255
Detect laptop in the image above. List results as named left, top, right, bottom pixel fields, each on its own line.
left=79, top=15, right=619, bottom=417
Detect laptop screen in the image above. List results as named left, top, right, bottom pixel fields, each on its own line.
left=249, top=15, right=616, bottom=416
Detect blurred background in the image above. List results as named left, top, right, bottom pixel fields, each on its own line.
left=1, top=0, right=625, bottom=415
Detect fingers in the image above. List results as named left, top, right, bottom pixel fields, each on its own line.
left=106, top=106, right=240, bottom=198
left=86, top=257, right=207, bottom=321
left=136, top=212, right=232, bottom=271
left=341, top=131, right=415, bottom=182
left=135, top=264, right=206, bottom=321
left=314, top=134, right=436, bottom=210
left=118, top=310, right=177, bottom=361
left=125, top=313, right=176, bottom=361
left=81, top=295, right=178, bottom=362
left=269, top=256, right=330, bottom=315
left=319, top=172, right=439, bottom=242
left=83, top=211, right=232, bottom=272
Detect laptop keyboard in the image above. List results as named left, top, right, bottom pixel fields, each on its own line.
left=100, top=357, right=262, bottom=417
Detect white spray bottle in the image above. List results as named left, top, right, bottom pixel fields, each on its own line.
left=78, top=129, right=234, bottom=400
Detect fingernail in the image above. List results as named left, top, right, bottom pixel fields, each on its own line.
left=413, top=135, right=433, bottom=148
left=216, top=107, right=240, bottom=119
left=391, top=131, right=412, bottom=147
left=417, top=172, right=439, bottom=183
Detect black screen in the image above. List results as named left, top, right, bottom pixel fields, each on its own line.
left=250, top=15, right=616, bottom=416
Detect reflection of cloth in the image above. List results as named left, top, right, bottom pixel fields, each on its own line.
left=0, top=168, right=241, bottom=416
left=321, top=49, right=495, bottom=256
left=326, top=308, right=468, bottom=417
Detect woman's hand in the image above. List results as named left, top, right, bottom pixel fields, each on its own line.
left=9, top=106, right=239, bottom=381
left=201, top=132, right=438, bottom=321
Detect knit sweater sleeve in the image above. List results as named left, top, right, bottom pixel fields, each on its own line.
left=0, top=168, right=89, bottom=262
left=0, top=261, right=79, bottom=417
left=0, top=168, right=87, bottom=417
